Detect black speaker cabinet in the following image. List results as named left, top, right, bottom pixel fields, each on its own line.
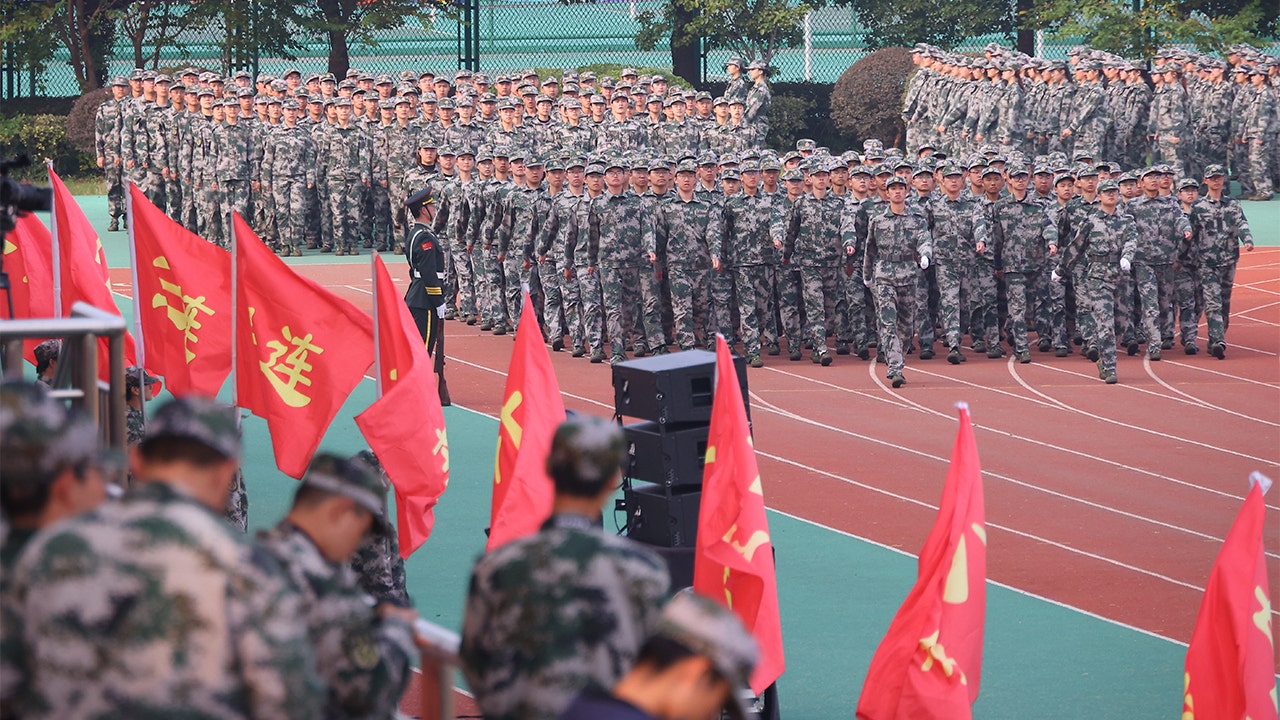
left=624, top=482, right=701, bottom=548
left=622, top=421, right=709, bottom=489
left=650, top=545, right=696, bottom=591
left=612, top=349, right=748, bottom=425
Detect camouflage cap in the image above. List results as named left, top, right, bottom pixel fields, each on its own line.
left=648, top=157, right=671, bottom=171
left=712, top=96, right=729, bottom=107
left=740, top=159, right=761, bottom=173
left=497, top=97, right=518, bottom=109
left=584, top=163, right=606, bottom=176
left=561, top=98, right=582, bottom=110
left=760, top=157, right=781, bottom=172
left=1053, top=173, right=1075, bottom=186
left=695, top=91, right=712, bottom=101
left=1203, top=164, right=1227, bottom=178
left=1118, top=171, right=1139, bottom=184
left=781, top=168, right=803, bottom=182
left=237, top=87, right=255, bottom=98
left=1098, top=179, right=1120, bottom=193
left=589, top=94, right=607, bottom=105
left=620, top=67, right=639, bottom=77
left=0, top=380, right=104, bottom=500
left=301, top=452, right=390, bottom=533
left=720, top=168, right=741, bottom=181
left=1004, top=161, right=1029, bottom=177
left=33, top=339, right=61, bottom=367
left=110, top=76, right=129, bottom=87
left=545, top=156, right=566, bottom=172
left=1075, top=163, right=1099, bottom=178
left=939, top=160, right=965, bottom=177
left=674, top=159, right=698, bottom=174
left=154, top=74, right=172, bottom=85
left=747, top=59, right=768, bottom=70
left=524, top=154, right=545, bottom=167
left=375, top=74, right=394, bottom=85
left=518, top=84, right=538, bottom=96
left=541, top=75, right=559, bottom=86
left=1177, top=177, right=1202, bottom=191
left=438, top=98, right=456, bottom=110
left=546, top=415, right=627, bottom=489
left=725, top=56, right=745, bottom=68
left=124, top=366, right=160, bottom=389
left=884, top=174, right=908, bottom=188
left=142, top=396, right=240, bottom=459
left=476, top=147, right=494, bottom=163
left=655, top=590, right=758, bottom=720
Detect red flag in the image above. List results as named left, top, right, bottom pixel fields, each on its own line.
left=1182, top=473, right=1276, bottom=720
left=486, top=291, right=565, bottom=552
left=856, top=403, right=986, bottom=720
left=128, top=184, right=232, bottom=397
left=693, top=335, right=785, bottom=693
left=355, top=254, right=450, bottom=558
left=233, top=213, right=373, bottom=478
left=49, top=166, right=139, bottom=376
left=3, top=213, right=56, bottom=360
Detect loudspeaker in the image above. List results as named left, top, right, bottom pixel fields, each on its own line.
left=622, top=421, right=708, bottom=489
left=624, top=482, right=701, bottom=547
left=650, top=545, right=696, bottom=591
left=612, top=350, right=748, bottom=425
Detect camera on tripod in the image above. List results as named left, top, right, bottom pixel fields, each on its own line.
left=1, top=154, right=54, bottom=237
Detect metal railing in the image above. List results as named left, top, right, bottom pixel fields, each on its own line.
left=414, top=618, right=462, bottom=720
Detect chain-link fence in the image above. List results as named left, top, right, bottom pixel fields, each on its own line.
left=5, top=3, right=1279, bottom=99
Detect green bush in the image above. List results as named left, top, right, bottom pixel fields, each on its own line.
left=702, top=81, right=848, bottom=154
left=66, top=89, right=109, bottom=157
left=829, top=47, right=914, bottom=151
left=0, top=113, right=93, bottom=179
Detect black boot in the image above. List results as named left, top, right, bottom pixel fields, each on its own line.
left=438, top=376, right=452, bottom=407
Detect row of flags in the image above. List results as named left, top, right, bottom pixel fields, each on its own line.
left=3, top=168, right=1272, bottom=715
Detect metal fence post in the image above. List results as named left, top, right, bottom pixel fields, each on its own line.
left=804, top=12, right=812, bottom=82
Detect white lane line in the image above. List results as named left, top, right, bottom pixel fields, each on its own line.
left=1143, top=355, right=1280, bottom=428
left=1163, top=360, right=1280, bottom=389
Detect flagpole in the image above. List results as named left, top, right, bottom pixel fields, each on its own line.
left=230, top=212, right=239, bottom=411
left=372, top=251, right=383, bottom=400
left=125, top=183, right=146, bottom=423
left=47, top=160, right=62, bottom=318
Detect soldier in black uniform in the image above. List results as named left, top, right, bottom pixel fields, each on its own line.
left=404, top=186, right=451, bottom=406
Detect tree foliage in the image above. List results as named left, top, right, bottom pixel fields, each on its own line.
left=853, top=0, right=1015, bottom=50
left=1, top=0, right=118, bottom=90
left=829, top=47, right=914, bottom=148
left=299, top=0, right=453, bottom=78
left=633, top=0, right=823, bottom=67
left=1023, top=0, right=1273, bottom=59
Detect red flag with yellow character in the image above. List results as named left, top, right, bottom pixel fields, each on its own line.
left=233, top=213, right=373, bottom=479
left=486, top=291, right=565, bottom=552
left=1182, top=472, right=1276, bottom=720
left=693, top=335, right=785, bottom=694
left=128, top=184, right=232, bottom=397
left=355, top=254, right=450, bottom=558
left=856, top=403, right=986, bottom=720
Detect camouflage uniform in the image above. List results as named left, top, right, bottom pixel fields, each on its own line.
left=926, top=189, right=990, bottom=354
left=594, top=117, right=647, bottom=153
left=839, top=195, right=880, bottom=355
left=1058, top=202, right=1138, bottom=380
left=569, top=191, right=606, bottom=358
left=989, top=188, right=1058, bottom=358
left=587, top=189, right=666, bottom=360
left=498, top=180, right=550, bottom=329
left=473, top=175, right=511, bottom=329
left=653, top=191, right=719, bottom=351
left=772, top=192, right=805, bottom=354
left=94, top=90, right=127, bottom=223
left=324, top=122, right=374, bottom=254
left=721, top=189, right=782, bottom=359
left=262, top=121, right=317, bottom=255
left=460, top=513, right=670, bottom=720
left=212, top=118, right=258, bottom=244
left=862, top=200, right=932, bottom=378
left=7, top=477, right=323, bottom=719
left=537, top=187, right=590, bottom=352
left=744, top=79, right=772, bottom=145
left=1148, top=81, right=1191, bottom=175
left=1056, top=194, right=1100, bottom=352
left=256, top=522, right=415, bottom=718
left=1128, top=192, right=1190, bottom=354
left=1188, top=191, right=1253, bottom=355
left=785, top=191, right=849, bottom=361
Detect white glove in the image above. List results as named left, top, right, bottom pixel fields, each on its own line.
left=1119, top=258, right=1131, bottom=273
left=435, top=305, right=446, bottom=318
left=919, top=255, right=930, bottom=270
left=862, top=276, right=873, bottom=288
left=1051, top=270, right=1062, bottom=284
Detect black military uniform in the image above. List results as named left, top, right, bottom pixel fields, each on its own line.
left=404, top=186, right=451, bottom=405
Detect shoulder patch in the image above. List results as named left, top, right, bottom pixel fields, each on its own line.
left=420, top=240, right=433, bottom=251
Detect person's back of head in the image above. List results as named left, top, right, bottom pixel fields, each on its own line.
left=287, top=452, right=390, bottom=562
left=546, top=414, right=627, bottom=500
left=0, top=380, right=113, bottom=530
left=133, top=396, right=240, bottom=510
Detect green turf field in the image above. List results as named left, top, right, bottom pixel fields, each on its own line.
left=25, top=195, right=1280, bottom=718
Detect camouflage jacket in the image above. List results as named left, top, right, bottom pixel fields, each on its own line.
left=1189, top=195, right=1253, bottom=267
left=555, top=122, right=596, bottom=157
left=441, top=121, right=486, bottom=157
left=989, top=191, right=1057, bottom=273
left=745, top=81, right=771, bottom=127
left=587, top=189, right=654, bottom=269
left=324, top=124, right=373, bottom=183
left=725, top=76, right=749, bottom=103
left=1059, top=207, right=1138, bottom=274
left=863, top=203, right=932, bottom=285
left=720, top=190, right=780, bottom=266
left=783, top=192, right=846, bottom=267
left=5, top=481, right=324, bottom=720
left=212, top=122, right=258, bottom=181
left=594, top=117, right=647, bottom=153
left=925, top=192, right=990, bottom=264
left=256, top=522, right=415, bottom=720
left=349, top=523, right=410, bottom=608
left=652, top=192, right=718, bottom=268
left=460, top=513, right=669, bottom=720
left=1127, top=194, right=1190, bottom=265
left=537, top=188, right=588, bottom=262
left=262, top=124, right=317, bottom=185
left=655, top=118, right=703, bottom=158
left=1148, top=83, right=1190, bottom=137
left=94, top=96, right=124, bottom=159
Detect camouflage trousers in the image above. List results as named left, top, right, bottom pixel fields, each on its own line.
left=537, top=259, right=565, bottom=342
left=272, top=177, right=310, bottom=252
left=453, top=240, right=476, bottom=318
left=915, top=267, right=937, bottom=349
left=502, top=255, right=533, bottom=329
left=1072, top=129, right=1105, bottom=161
left=370, top=184, right=393, bottom=250
left=934, top=259, right=966, bottom=349
left=202, top=181, right=225, bottom=247
left=1193, top=131, right=1230, bottom=181
left=1116, top=267, right=1137, bottom=346
left=254, top=181, right=276, bottom=248
left=1083, top=262, right=1120, bottom=375
left=842, top=265, right=874, bottom=350
left=477, top=246, right=506, bottom=327
left=316, top=180, right=333, bottom=249
left=164, top=178, right=183, bottom=221
left=180, top=177, right=199, bottom=231
left=224, top=468, right=248, bottom=533
left=799, top=266, right=847, bottom=354
left=1070, top=267, right=1096, bottom=349
left=1232, top=140, right=1255, bottom=196
left=577, top=268, right=605, bottom=353
left=1174, top=264, right=1203, bottom=346
left=329, top=179, right=364, bottom=252
left=219, top=180, right=252, bottom=246
left=1040, top=270, right=1069, bottom=350
left=141, top=171, right=166, bottom=211
left=1003, top=270, right=1042, bottom=354
left=1198, top=263, right=1236, bottom=347
left=708, top=268, right=736, bottom=341
left=777, top=266, right=803, bottom=348
left=103, top=155, right=125, bottom=219
left=1152, top=137, right=1187, bottom=177
left=970, top=258, right=1000, bottom=347
left=602, top=265, right=664, bottom=357
left=872, top=279, right=915, bottom=375
left=556, top=260, right=585, bottom=350
left=668, top=262, right=711, bottom=351
left=351, top=528, right=410, bottom=607
left=388, top=181, right=410, bottom=242
left=732, top=265, right=774, bottom=356
left=1247, top=140, right=1273, bottom=197
left=1134, top=262, right=1174, bottom=351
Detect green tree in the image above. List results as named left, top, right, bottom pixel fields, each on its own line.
left=114, top=0, right=202, bottom=70
left=1023, top=0, right=1271, bottom=59
left=852, top=0, right=1016, bottom=50
left=0, top=0, right=61, bottom=94
left=299, top=0, right=454, bottom=79
left=1, top=0, right=119, bottom=90
left=632, top=0, right=822, bottom=83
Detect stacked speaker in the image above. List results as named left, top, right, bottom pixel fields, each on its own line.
left=612, top=350, right=748, bottom=582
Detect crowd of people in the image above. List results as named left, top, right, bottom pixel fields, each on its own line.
left=0, top=385, right=759, bottom=720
